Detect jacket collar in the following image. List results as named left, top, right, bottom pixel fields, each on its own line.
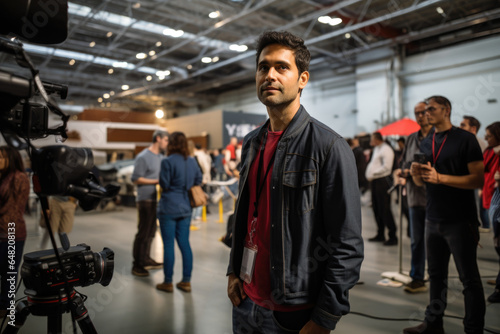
left=256, top=105, right=310, bottom=142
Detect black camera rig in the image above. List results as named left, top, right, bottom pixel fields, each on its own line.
left=0, top=3, right=119, bottom=334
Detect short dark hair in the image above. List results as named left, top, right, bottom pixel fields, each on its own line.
left=255, top=31, right=310, bottom=75
left=167, top=132, right=189, bottom=158
left=152, top=130, right=168, bottom=143
left=425, top=95, right=452, bottom=115
left=372, top=132, right=383, bottom=142
left=463, top=115, right=481, bottom=131
left=486, top=122, right=500, bottom=143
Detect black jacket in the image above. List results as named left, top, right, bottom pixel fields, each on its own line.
left=228, top=105, right=364, bottom=330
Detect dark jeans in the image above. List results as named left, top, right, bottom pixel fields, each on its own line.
left=408, top=207, right=426, bottom=281
left=489, top=188, right=500, bottom=289
left=424, top=220, right=485, bottom=333
left=132, top=200, right=157, bottom=267
left=232, top=298, right=311, bottom=334
left=371, top=177, right=397, bottom=240
left=0, top=240, right=25, bottom=309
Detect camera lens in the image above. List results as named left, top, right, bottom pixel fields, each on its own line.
left=93, top=248, right=114, bottom=286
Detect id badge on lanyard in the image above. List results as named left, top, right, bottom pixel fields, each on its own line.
left=240, top=217, right=258, bottom=284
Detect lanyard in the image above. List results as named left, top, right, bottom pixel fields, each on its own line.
left=253, top=131, right=277, bottom=218
left=432, top=130, right=448, bottom=165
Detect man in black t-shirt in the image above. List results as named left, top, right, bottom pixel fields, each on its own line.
left=404, top=96, right=485, bottom=334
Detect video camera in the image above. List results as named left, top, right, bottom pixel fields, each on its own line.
left=0, top=2, right=119, bottom=333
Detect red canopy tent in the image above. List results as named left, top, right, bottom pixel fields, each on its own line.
left=377, top=117, right=420, bottom=136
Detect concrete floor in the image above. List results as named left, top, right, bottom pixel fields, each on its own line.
left=3, top=195, right=500, bottom=334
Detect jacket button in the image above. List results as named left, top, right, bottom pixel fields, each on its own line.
left=272, top=266, right=275, bottom=270
left=271, top=224, right=274, bottom=228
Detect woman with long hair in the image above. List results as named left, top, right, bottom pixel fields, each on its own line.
left=156, top=132, right=202, bottom=293
left=483, top=122, right=500, bottom=303
left=0, top=146, right=30, bottom=317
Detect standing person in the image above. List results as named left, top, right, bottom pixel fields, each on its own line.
left=131, top=130, right=169, bottom=277
left=365, top=131, right=398, bottom=245
left=227, top=31, right=363, bottom=334
left=156, top=132, right=202, bottom=293
left=347, top=137, right=368, bottom=194
left=225, top=137, right=239, bottom=178
left=482, top=122, right=500, bottom=303
left=396, top=101, right=432, bottom=293
left=39, top=196, right=78, bottom=249
left=0, top=146, right=30, bottom=318
left=460, top=115, right=490, bottom=231
left=404, top=96, right=485, bottom=334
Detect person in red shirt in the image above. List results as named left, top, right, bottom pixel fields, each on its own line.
left=227, top=31, right=363, bottom=334
left=483, top=121, right=500, bottom=303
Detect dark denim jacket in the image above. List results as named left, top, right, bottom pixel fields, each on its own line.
left=227, top=106, right=364, bottom=330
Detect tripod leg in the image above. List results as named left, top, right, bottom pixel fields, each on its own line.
left=70, top=295, right=97, bottom=334
left=2, top=301, right=30, bottom=334
left=47, top=315, right=62, bottom=334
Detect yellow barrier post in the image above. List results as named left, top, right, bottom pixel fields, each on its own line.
left=218, top=200, right=224, bottom=223
left=202, top=206, right=207, bottom=222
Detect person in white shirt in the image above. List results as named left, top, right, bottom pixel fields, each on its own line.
left=365, top=131, right=397, bottom=245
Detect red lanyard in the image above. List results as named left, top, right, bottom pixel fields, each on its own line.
left=432, top=131, right=448, bottom=165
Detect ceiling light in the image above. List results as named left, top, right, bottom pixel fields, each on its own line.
left=136, top=52, right=147, bottom=59
left=318, top=16, right=342, bottom=26
left=436, top=7, right=444, bottom=14
left=156, top=41, right=162, bottom=47
left=106, top=31, right=113, bottom=38
left=209, top=11, right=220, bottom=19
left=186, top=64, right=193, bottom=70
left=345, top=33, right=351, bottom=39
left=156, top=70, right=170, bottom=77
left=201, top=57, right=212, bottom=63
left=121, top=85, right=129, bottom=90
left=89, top=41, right=96, bottom=47
left=69, top=59, right=76, bottom=65
left=106, top=102, right=111, bottom=107
left=158, top=75, right=165, bottom=80
left=155, top=109, right=164, bottom=119
left=112, top=61, right=129, bottom=68
left=146, top=75, right=152, bottom=81
left=163, top=28, right=184, bottom=38
left=212, top=56, right=219, bottom=62
left=229, top=44, right=248, bottom=52
left=109, top=91, right=115, bottom=96
left=97, top=97, right=103, bottom=103
left=132, top=2, right=140, bottom=9
left=149, top=50, right=156, bottom=56
left=108, top=68, right=114, bottom=74
left=103, top=93, right=110, bottom=99
left=100, top=103, right=105, bottom=107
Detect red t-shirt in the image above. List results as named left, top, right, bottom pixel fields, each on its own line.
left=483, top=147, right=500, bottom=209
left=243, top=130, right=309, bottom=311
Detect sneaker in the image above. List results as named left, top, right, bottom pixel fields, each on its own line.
left=368, top=236, right=385, bottom=242
left=211, top=189, right=224, bottom=204
left=486, top=279, right=496, bottom=285
left=403, top=322, right=444, bottom=334
left=404, top=280, right=428, bottom=293
left=190, top=225, right=200, bottom=231
left=487, top=289, right=500, bottom=303
left=383, top=238, right=398, bottom=246
left=144, top=259, right=163, bottom=270
left=132, top=266, right=149, bottom=277
left=478, top=227, right=491, bottom=233
left=156, top=282, right=173, bottom=293
left=176, top=281, right=191, bottom=292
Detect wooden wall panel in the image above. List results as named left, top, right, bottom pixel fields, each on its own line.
left=77, top=109, right=157, bottom=124
left=107, top=128, right=154, bottom=143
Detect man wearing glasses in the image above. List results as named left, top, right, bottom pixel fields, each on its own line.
left=404, top=96, right=485, bottom=334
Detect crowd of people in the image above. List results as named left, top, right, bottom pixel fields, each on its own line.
left=348, top=99, right=500, bottom=334
left=0, top=29, right=498, bottom=334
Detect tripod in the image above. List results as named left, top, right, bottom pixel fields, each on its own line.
left=3, top=288, right=97, bottom=334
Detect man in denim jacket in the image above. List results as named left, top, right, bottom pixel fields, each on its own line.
left=227, top=31, right=363, bottom=334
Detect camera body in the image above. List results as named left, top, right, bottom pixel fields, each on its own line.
left=21, top=244, right=114, bottom=296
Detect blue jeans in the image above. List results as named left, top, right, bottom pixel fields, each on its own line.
left=0, top=240, right=25, bottom=309
left=158, top=214, right=193, bottom=283
left=408, top=207, right=426, bottom=281
left=232, top=298, right=311, bottom=334
left=424, top=220, right=485, bottom=333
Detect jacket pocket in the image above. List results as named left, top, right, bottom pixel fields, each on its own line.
left=283, top=169, right=316, bottom=214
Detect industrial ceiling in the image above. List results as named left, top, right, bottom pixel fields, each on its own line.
left=1, top=0, right=499, bottom=117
